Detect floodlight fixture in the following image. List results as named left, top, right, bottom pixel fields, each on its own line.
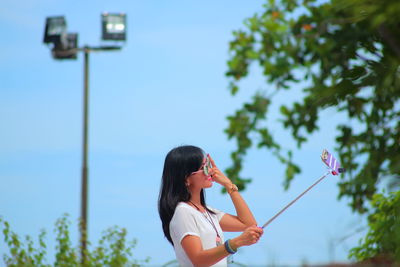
left=52, top=33, right=79, bottom=60
left=43, top=16, right=67, bottom=44
left=101, top=13, right=126, bottom=41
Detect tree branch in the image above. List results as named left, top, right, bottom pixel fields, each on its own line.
left=378, top=24, right=400, bottom=58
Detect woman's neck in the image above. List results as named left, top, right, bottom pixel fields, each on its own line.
left=188, top=189, right=203, bottom=209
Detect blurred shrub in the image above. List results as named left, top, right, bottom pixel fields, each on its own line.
left=0, top=214, right=149, bottom=267
left=349, top=191, right=400, bottom=264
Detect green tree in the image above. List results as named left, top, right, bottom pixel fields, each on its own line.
left=0, top=214, right=149, bottom=267
left=225, top=0, right=400, bottom=210
left=224, top=0, right=400, bottom=261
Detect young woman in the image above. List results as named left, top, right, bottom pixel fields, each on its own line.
left=158, top=145, right=263, bottom=267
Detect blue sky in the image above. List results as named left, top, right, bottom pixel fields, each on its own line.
left=0, top=0, right=367, bottom=266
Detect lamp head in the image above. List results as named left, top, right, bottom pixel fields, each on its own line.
left=101, top=13, right=126, bottom=41
left=43, top=16, right=67, bottom=44
left=52, top=33, right=78, bottom=60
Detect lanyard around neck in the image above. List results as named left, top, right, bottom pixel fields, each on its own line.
left=188, top=201, right=220, bottom=238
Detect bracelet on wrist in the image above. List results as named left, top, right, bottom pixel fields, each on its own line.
left=226, top=183, right=238, bottom=194
left=224, top=239, right=237, bottom=254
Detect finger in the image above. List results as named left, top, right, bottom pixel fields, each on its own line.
left=254, top=227, right=264, bottom=234
left=252, top=230, right=261, bottom=236
left=208, top=155, right=217, bottom=168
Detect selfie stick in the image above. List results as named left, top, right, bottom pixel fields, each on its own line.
left=261, top=149, right=345, bottom=229
left=261, top=170, right=331, bottom=229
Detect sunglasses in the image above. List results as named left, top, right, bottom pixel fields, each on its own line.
left=190, top=155, right=212, bottom=176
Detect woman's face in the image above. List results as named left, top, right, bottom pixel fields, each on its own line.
left=186, top=157, right=213, bottom=190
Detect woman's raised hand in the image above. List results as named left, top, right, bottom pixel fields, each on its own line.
left=208, top=155, right=231, bottom=187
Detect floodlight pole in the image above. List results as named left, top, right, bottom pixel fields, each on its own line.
left=80, top=46, right=90, bottom=262
left=79, top=45, right=121, bottom=264
left=43, top=14, right=126, bottom=264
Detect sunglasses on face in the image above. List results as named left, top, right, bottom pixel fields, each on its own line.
left=190, top=156, right=212, bottom=176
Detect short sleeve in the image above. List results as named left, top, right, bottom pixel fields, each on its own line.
left=170, top=206, right=201, bottom=245
left=207, top=206, right=225, bottom=222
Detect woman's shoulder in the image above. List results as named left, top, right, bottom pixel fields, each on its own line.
left=170, top=202, right=196, bottom=224
left=174, top=202, right=194, bottom=213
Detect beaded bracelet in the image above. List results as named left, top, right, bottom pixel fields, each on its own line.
left=224, top=239, right=237, bottom=254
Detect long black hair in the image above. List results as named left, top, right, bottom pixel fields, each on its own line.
left=158, top=145, right=213, bottom=245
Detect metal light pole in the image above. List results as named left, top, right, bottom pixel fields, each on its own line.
left=79, top=45, right=121, bottom=262
left=43, top=14, right=126, bottom=264
left=80, top=46, right=90, bottom=260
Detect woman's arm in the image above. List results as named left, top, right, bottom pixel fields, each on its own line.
left=209, top=156, right=257, bottom=232
left=181, top=235, right=229, bottom=267
left=220, top=189, right=257, bottom=232
left=181, top=226, right=263, bottom=267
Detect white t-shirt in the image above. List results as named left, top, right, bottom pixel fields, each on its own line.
left=169, top=202, right=227, bottom=267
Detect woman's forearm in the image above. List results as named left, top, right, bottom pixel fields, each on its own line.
left=192, top=245, right=230, bottom=266
left=182, top=236, right=230, bottom=267
left=183, top=226, right=263, bottom=266
left=226, top=184, right=257, bottom=226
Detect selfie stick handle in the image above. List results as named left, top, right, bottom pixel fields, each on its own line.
left=261, top=170, right=331, bottom=229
